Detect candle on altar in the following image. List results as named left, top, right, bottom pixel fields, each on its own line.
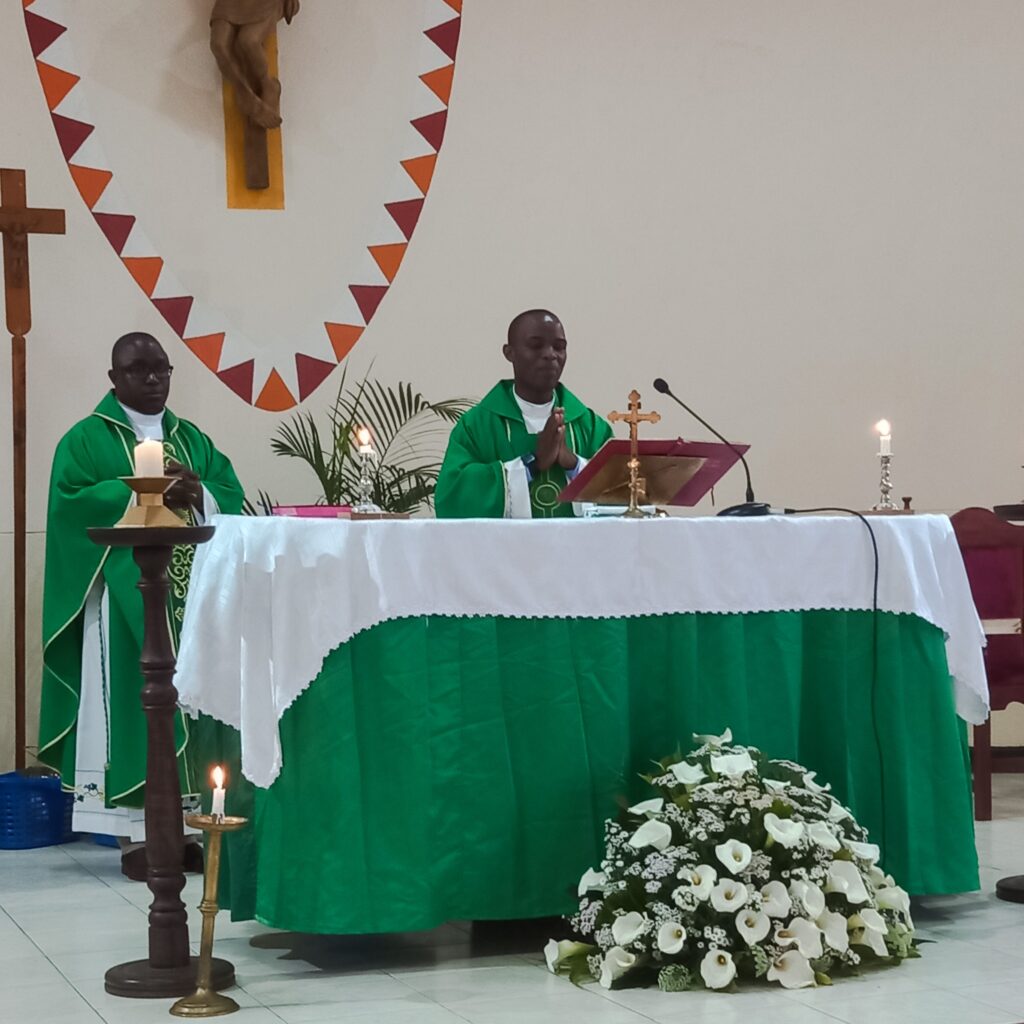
left=875, top=419, right=892, bottom=457
left=211, top=765, right=226, bottom=819
left=356, top=426, right=373, bottom=455
left=134, top=439, right=164, bottom=477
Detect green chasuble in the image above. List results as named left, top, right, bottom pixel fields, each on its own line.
left=37, top=391, right=244, bottom=806
left=435, top=380, right=613, bottom=518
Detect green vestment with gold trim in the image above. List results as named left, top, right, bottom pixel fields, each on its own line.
left=435, top=380, right=612, bottom=518
left=37, top=391, right=244, bottom=806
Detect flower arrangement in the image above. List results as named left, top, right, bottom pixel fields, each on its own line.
left=545, top=730, right=916, bottom=992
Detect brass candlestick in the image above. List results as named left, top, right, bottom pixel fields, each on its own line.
left=117, top=476, right=187, bottom=529
left=171, top=814, right=248, bottom=1018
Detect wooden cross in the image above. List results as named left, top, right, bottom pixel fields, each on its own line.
left=0, top=169, right=65, bottom=770
left=608, top=390, right=661, bottom=517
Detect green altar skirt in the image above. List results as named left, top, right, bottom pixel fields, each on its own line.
left=193, top=609, right=978, bottom=934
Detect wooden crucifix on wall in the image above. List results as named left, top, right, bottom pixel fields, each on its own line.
left=210, top=0, right=299, bottom=199
left=0, top=169, right=65, bottom=771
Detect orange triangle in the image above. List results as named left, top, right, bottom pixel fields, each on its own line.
left=255, top=369, right=297, bottom=411
left=37, top=62, right=80, bottom=111
left=420, top=64, right=454, bottom=106
left=442, top=0, right=462, bottom=12
left=68, top=165, right=112, bottom=209
left=324, top=323, right=363, bottom=362
left=401, top=154, right=437, bottom=195
left=122, top=256, right=163, bottom=297
left=368, top=243, right=407, bottom=284
left=184, top=333, right=225, bottom=372
left=23, top=0, right=36, bottom=8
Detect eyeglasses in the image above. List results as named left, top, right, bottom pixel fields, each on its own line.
left=121, top=366, right=173, bottom=381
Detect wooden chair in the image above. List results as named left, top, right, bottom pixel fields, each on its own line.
left=950, top=507, right=1024, bottom=820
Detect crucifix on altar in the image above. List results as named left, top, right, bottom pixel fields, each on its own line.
left=609, top=390, right=662, bottom=517
left=0, top=168, right=66, bottom=770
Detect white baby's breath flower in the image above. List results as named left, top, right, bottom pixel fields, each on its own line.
left=628, top=819, right=672, bottom=852
left=577, top=867, right=608, bottom=897
left=715, top=838, right=753, bottom=875
left=700, top=949, right=737, bottom=989
left=806, top=821, right=841, bottom=853
left=657, top=921, right=686, bottom=955
left=767, top=949, right=816, bottom=989
left=710, top=879, right=748, bottom=913
left=599, top=946, right=636, bottom=989
left=761, top=880, right=792, bottom=918
left=817, top=909, right=850, bottom=954
left=788, top=879, right=825, bottom=919
left=764, top=813, right=805, bottom=849
left=826, top=860, right=869, bottom=904
left=670, top=761, right=706, bottom=786
left=775, top=917, right=823, bottom=960
left=711, top=751, right=756, bottom=778
left=736, top=909, right=771, bottom=945
left=611, top=911, right=648, bottom=946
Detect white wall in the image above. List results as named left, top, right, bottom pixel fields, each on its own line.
left=3, top=1, right=1024, bottom=768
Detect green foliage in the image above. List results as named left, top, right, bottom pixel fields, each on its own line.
left=270, top=368, right=473, bottom=514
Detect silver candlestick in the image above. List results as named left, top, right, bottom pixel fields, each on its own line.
left=873, top=453, right=896, bottom=511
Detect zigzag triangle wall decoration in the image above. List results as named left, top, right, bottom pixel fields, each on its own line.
left=23, top=0, right=463, bottom=411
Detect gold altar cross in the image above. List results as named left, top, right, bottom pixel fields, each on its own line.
left=0, top=168, right=65, bottom=769
left=608, top=389, right=661, bottom=517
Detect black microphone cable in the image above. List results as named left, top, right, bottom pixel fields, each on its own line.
left=782, top=506, right=887, bottom=857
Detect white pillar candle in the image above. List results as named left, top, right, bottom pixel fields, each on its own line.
left=875, top=420, right=892, bottom=456
left=356, top=426, right=373, bottom=455
left=211, top=765, right=226, bottom=818
left=134, top=439, right=164, bottom=477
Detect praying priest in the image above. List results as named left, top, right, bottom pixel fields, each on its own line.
left=435, top=309, right=612, bottom=518
left=36, top=332, right=244, bottom=880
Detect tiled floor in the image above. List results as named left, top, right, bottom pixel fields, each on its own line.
left=4, top=776, right=1024, bottom=1024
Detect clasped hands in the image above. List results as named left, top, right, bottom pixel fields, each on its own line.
left=533, top=408, right=578, bottom=473
left=164, top=460, right=203, bottom=512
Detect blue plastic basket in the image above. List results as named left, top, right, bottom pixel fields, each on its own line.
left=0, top=772, right=75, bottom=849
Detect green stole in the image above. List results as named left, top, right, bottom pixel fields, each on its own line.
left=435, top=380, right=614, bottom=519
left=37, top=391, right=244, bottom=807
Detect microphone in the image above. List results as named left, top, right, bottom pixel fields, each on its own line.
left=652, top=377, right=770, bottom=517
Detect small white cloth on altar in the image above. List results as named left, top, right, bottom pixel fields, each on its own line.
left=175, top=514, right=987, bottom=788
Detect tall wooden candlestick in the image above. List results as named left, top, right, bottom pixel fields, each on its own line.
left=87, top=524, right=235, bottom=999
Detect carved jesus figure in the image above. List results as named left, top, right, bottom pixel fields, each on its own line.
left=210, top=0, right=299, bottom=130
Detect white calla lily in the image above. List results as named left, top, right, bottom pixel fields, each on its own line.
left=711, top=751, right=756, bottom=778
left=876, top=885, right=913, bottom=926
left=736, top=909, right=771, bottom=945
left=826, top=860, right=869, bottom=904
left=789, top=879, right=825, bottom=919
left=710, top=879, right=748, bottom=912
left=693, top=727, right=733, bottom=747
left=627, top=797, right=664, bottom=816
left=843, top=838, right=881, bottom=864
left=657, top=921, right=687, bottom=955
left=775, top=917, right=823, bottom=959
left=715, top=838, right=753, bottom=875
left=577, top=867, right=607, bottom=897
left=827, top=800, right=852, bottom=822
left=700, top=949, right=737, bottom=990
left=849, top=909, right=889, bottom=958
left=599, top=946, right=637, bottom=989
left=763, top=778, right=790, bottom=793
left=764, top=813, right=805, bottom=849
left=628, top=818, right=672, bottom=852
left=767, top=950, right=816, bottom=989
left=544, top=939, right=591, bottom=972
left=806, top=821, right=841, bottom=853
left=670, top=761, right=706, bottom=786
left=817, top=909, right=850, bottom=953
left=675, top=864, right=717, bottom=901
left=802, top=771, right=831, bottom=794
left=611, top=911, right=648, bottom=946
left=761, top=880, right=792, bottom=918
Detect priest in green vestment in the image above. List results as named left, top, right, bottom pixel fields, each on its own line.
left=435, top=309, right=612, bottom=518
left=37, top=333, right=243, bottom=878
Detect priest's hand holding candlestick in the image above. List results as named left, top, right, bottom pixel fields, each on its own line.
left=165, top=459, right=203, bottom=511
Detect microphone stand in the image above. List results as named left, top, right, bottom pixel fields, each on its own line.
left=652, top=378, right=770, bottom=517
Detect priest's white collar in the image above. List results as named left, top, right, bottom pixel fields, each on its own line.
left=119, top=401, right=165, bottom=441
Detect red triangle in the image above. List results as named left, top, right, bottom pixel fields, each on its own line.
left=425, top=17, right=461, bottom=62
left=123, top=256, right=163, bottom=296
left=25, top=10, right=66, bottom=58
left=218, top=360, right=255, bottom=404
left=51, top=113, right=94, bottom=162
left=68, top=165, right=112, bottom=209
left=93, top=212, right=135, bottom=255
left=185, top=333, right=225, bottom=372
left=151, top=296, right=194, bottom=337
left=324, top=323, right=363, bottom=362
left=385, top=199, right=424, bottom=241
left=349, top=285, right=388, bottom=324
left=37, top=62, right=79, bottom=111
left=411, top=110, right=447, bottom=152
left=295, top=353, right=337, bottom=401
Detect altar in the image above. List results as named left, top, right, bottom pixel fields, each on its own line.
left=177, top=513, right=987, bottom=934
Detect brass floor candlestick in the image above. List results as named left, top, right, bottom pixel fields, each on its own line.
left=87, top=519, right=234, bottom=999
left=172, top=815, right=248, bottom=1017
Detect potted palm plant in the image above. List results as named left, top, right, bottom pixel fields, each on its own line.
left=269, top=368, right=472, bottom=515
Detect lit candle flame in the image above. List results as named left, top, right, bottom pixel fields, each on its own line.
left=212, top=765, right=225, bottom=789
left=875, top=419, right=891, bottom=437
left=356, top=426, right=371, bottom=447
